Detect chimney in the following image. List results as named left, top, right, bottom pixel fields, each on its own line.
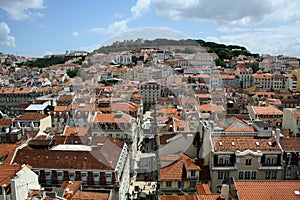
left=220, top=184, right=229, bottom=200
left=275, top=128, right=281, bottom=144
left=88, top=137, right=92, bottom=145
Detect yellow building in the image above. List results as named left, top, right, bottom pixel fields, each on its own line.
left=291, top=69, right=300, bottom=90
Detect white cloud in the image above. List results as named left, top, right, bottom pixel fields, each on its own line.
left=88, top=19, right=130, bottom=35
left=206, top=22, right=300, bottom=57
left=0, top=0, right=45, bottom=20
left=0, top=22, right=15, bottom=48
left=131, top=0, right=151, bottom=19
left=152, top=0, right=300, bottom=25
left=87, top=0, right=151, bottom=36
left=72, top=31, right=80, bottom=38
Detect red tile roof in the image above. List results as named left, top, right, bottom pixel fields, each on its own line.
left=250, top=105, right=283, bottom=115
left=0, top=118, right=13, bottom=126
left=63, top=127, right=90, bottom=136
left=58, top=94, right=74, bottom=102
left=15, top=112, right=48, bottom=120
left=197, top=104, right=225, bottom=113
left=212, top=136, right=281, bottom=152
left=160, top=153, right=200, bottom=181
left=0, top=164, right=22, bottom=185
left=160, top=194, right=220, bottom=200
left=71, top=191, right=110, bottom=200
left=0, top=143, right=20, bottom=164
left=13, top=137, right=124, bottom=170
left=280, top=137, right=300, bottom=151
left=94, top=112, right=132, bottom=123
left=235, top=180, right=300, bottom=200
left=196, top=184, right=212, bottom=195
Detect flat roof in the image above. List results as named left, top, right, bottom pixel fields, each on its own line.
left=25, top=104, right=48, bottom=111
left=51, top=144, right=92, bottom=151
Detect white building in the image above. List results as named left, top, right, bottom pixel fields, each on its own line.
left=0, top=164, right=41, bottom=200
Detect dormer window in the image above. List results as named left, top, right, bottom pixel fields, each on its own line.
left=191, top=170, right=196, bottom=177
left=245, top=157, right=252, bottom=165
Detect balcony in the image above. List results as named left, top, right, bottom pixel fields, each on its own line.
left=187, top=175, right=198, bottom=180
left=213, top=163, right=236, bottom=170
left=259, top=164, right=283, bottom=170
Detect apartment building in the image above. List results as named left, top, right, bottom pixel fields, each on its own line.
left=280, top=137, right=300, bottom=180
left=235, top=66, right=252, bottom=89
left=282, top=108, right=300, bottom=136
left=139, top=79, right=162, bottom=108
left=252, top=73, right=273, bottom=90
left=12, top=112, right=51, bottom=132
left=210, top=135, right=283, bottom=193
left=12, top=136, right=130, bottom=200
left=0, top=88, right=45, bottom=107
left=248, top=104, right=283, bottom=127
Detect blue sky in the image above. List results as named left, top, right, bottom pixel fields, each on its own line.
left=0, top=0, right=299, bottom=57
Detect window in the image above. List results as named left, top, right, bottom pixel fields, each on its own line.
left=266, top=158, right=271, bottom=165
left=191, top=170, right=196, bottom=177
left=245, top=157, right=252, bottom=165
left=218, top=171, right=223, bottom=179
left=225, top=157, right=230, bottom=165
left=81, top=172, right=87, bottom=182
left=286, top=153, right=292, bottom=165
left=178, top=181, right=183, bottom=189
left=224, top=171, right=230, bottom=179
left=57, top=171, right=63, bottom=181
left=271, top=171, right=277, bottom=179
left=93, top=172, right=99, bottom=182
left=239, top=171, right=244, bottom=179
left=105, top=172, right=111, bottom=184
left=166, top=181, right=172, bottom=188
left=218, top=157, right=224, bottom=165
left=265, top=171, right=271, bottom=179
left=69, top=172, right=75, bottom=181
left=45, top=171, right=51, bottom=180
left=190, top=181, right=196, bottom=189
left=251, top=171, right=257, bottom=179
left=244, top=171, right=251, bottom=179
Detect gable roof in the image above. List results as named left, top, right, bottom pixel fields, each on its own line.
left=160, top=152, right=200, bottom=181
left=216, top=117, right=255, bottom=132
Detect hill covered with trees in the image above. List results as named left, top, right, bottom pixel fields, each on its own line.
left=94, top=38, right=259, bottom=60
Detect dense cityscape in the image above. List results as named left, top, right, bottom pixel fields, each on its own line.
left=0, top=37, right=299, bottom=200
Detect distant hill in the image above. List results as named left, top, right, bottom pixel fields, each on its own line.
left=93, top=38, right=259, bottom=60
